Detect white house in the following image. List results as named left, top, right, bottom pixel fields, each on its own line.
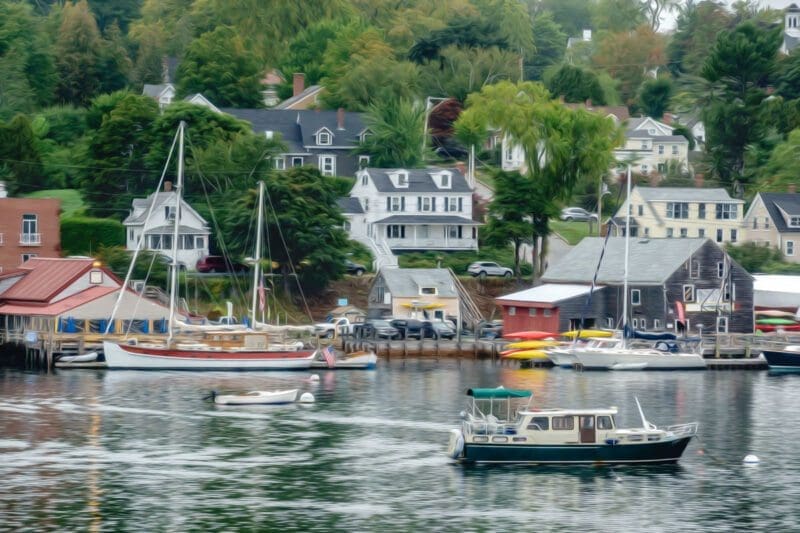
left=781, top=3, right=800, bottom=54
left=142, top=83, right=175, bottom=110
left=614, top=117, right=690, bottom=177
left=123, top=183, right=210, bottom=270
left=345, top=167, right=480, bottom=254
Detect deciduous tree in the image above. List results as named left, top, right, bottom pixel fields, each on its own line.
left=545, top=64, right=606, bottom=105
left=361, top=98, right=427, bottom=168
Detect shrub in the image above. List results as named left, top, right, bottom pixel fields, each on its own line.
left=61, top=216, right=124, bottom=255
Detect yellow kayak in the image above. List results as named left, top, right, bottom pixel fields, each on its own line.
left=561, top=329, right=614, bottom=339
left=502, top=349, right=549, bottom=360
left=505, top=340, right=561, bottom=349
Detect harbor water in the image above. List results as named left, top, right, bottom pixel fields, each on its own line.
left=1, top=361, right=799, bottom=531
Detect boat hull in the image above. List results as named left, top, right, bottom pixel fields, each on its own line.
left=103, top=341, right=315, bottom=370
left=460, top=436, right=693, bottom=465
left=311, top=351, right=377, bottom=369
left=573, top=348, right=706, bottom=370
left=214, top=389, right=298, bottom=405
left=762, top=348, right=800, bottom=371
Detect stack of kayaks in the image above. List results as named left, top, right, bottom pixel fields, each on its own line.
left=500, top=331, right=558, bottom=361
left=755, top=310, right=800, bottom=332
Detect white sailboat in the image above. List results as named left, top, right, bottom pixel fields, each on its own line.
left=103, top=122, right=316, bottom=370
left=568, top=167, right=707, bottom=371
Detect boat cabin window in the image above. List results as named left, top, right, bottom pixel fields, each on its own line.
left=552, top=416, right=575, bottom=430
left=597, top=416, right=614, bottom=430
left=527, top=417, right=549, bottom=431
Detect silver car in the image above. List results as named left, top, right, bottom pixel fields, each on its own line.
left=560, top=207, right=598, bottom=222
left=467, top=261, right=513, bottom=278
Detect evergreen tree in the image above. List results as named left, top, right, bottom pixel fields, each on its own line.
left=54, top=0, right=105, bottom=106
left=545, top=64, right=606, bottom=105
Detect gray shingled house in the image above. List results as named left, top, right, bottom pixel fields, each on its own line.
left=495, top=237, right=753, bottom=335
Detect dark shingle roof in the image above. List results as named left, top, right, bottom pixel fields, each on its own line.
left=337, top=197, right=364, bottom=214
left=364, top=168, right=472, bottom=193
left=761, top=193, right=800, bottom=233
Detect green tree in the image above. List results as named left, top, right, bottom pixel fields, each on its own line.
left=756, top=128, right=800, bottom=192
left=361, top=98, right=426, bottom=168
left=88, top=0, right=142, bottom=32
left=218, top=167, right=348, bottom=294
left=725, top=242, right=784, bottom=273
left=535, top=0, right=592, bottom=38
left=54, top=0, right=106, bottom=105
left=775, top=47, right=800, bottom=101
left=419, top=45, right=519, bottom=102
left=667, top=0, right=733, bottom=77
left=129, top=23, right=168, bottom=88
left=97, top=21, right=132, bottom=94
left=545, top=64, right=606, bottom=105
left=591, top=0, right=644, bottom=33
left=408, top=15, right=509, bottom=65
left=701, top=22, right=782, bottom=190
left=456, top=81, right=620, bottom=277
left=278, top=19, right=348, bottom=87
left=592, top=25, right=666, bottom=104
left=637, top=78, right=673, bottom=118
left=177, top=26, right=264, bottom=108
left=483, top=170, right=534, bottom=278
left=524, top=11, right=566, bottom=80
left=0, top=114, right=46, bottom=194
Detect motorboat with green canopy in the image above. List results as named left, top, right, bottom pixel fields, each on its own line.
left=448, top=387, right=698, bottom=465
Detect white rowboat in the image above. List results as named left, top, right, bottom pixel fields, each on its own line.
left=210, top=389, right=299, bottom=405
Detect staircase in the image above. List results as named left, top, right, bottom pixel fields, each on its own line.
left=448, top=267, right=484, bottom=328
left=354, top=234, right=398, bottom=270
left=142, top=285, right=191, bottom=315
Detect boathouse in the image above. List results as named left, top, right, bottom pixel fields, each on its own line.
left=0, top=257, right=173, bottom=349
left=367, top=268, right=460, bottom=320
left=495, top=238, right=754, bottom=334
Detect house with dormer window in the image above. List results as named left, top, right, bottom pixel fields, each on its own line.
left=221, top=108, right=369, bottom=177
left=611, top=186, right=744, bottom=244
left=123, top=182, right=211, bottom=270
left=743, top=191, right=800, bottom=263
left=614, top=117, right=690, bottom=177
left=345, top=167, right=480, bottom=253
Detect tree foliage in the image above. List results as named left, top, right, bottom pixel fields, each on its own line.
left=482, top=169, right=533, bottom=278
left=637, top=78, right=673, bottom=118
left=590, top=0, right=645, bottom=33
left=592, top=25, right=666, bottom=104
left=545, top=64, right=606, bottom=105
left=0, top=114, right=46, bottom=194
left=756, top=128, right=800, bottom=192
left=667, top=0, right=733, bottom=77
left=361, top=98, right=427, bottom=168
left=524, top=11, right=565, bottom=80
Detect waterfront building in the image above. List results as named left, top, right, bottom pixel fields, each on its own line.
left=367, top=268, right=460, bottom=320
left=742, top=191, right=800, bottom=263
left=0, top=193, right=61, bottom=274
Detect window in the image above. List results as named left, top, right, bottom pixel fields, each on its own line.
left=21, top=214, right=39, bottom=244
left=165, top=205, right=176, bottom=220
left=657, top=163, right=666, bottom=174
left=698, top=203, right=706, bottom=219
left=389, top=197, right=404, bottom=212
left=440, top=173, right=450, bottom=187
left=716, top=229, right=723, bottom=243
left=787, top=241, right=795, bottom=256
left=358, top=155, right=370, bottom=169
left=658, top=144, right=664, bottom=154
left=129, top=229, right=134, bottom=241
left=397, top=173, right=409, bottom=187
left=543, top=309, right=552, bottom=317
left=638, top=205, right=643, bottom=216
left=527, top=417, right=549, bottom=430
left=639, top=319, right=647, bottom=331
left=21, top=253, right=37, bottom=262
left=319, top=155, right=336, bottom=176
left=640, top=141, right=648, bottom=150
left=446, top=225, right=462, bottom=239
left=654, top=319, right=662, bottom=330
left=420, top=287, right=437, bottom=295
left=716, top=316, right=728, bottom=334
left=420, top=197, right=432, bottom=212
left=508, top=306, right=516, bottom=316
left=89, top=270, right=103, bottom=284
left=528, top=308, right=537, bottom=317
left=698, top=228, right=705, bottom=238
left=631, top=289, right=641, bottom=306
left=666, top=202, right=689, bottom=219
left=292, top=157, right=303, bottom=167
left=690, top=260, right=700, bottom=278
left=644, top=227, right=650, bottom=237
left=730, top=229, right=737, bottom=243
left=418, top=225, right=429, bottom=238
left=552, top=416, right=574, bottom=430
left=597, top=416, right=613, bottom=430
left=386, top=225, right=404, bottom=238
left=195, top=237, right=204, bottom=249
left=717, top=262, right=725, bottom=278
left=445, top=197, right=460, bottom=212
left=274, top=158, right=285, bottom=170
left=765, top=217, right=770, bottom=229
left=363, top=198, right=369, bottom=212
left=672, top=145, right=679, bottom=155
left=790, top=216, right=800, bottom=228
left=680, top=228, right=688, bottom=238
left=752, top=217, right=758, bottom=230
left=666, top=228, right=674, bottom=238
left=317, top=131, right=331, bottom=145
left=641, top=164, right=649, bottom=174
left=683, top=284, right=695, bottom=302
left=716, top=203, right=737, bottom=220
left=179, top=235, right=195, bottom=250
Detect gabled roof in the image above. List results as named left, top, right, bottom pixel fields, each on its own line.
left=274, top=85, right=323, bottom=110
left=362, top=168, right=471, bottom=193
left=626, top=131, right=686, bottom=142
left=759, top=192, right=800, bottom=233
left=0, top=286, right=118, bottom=316
left=497, top=283, right=601, bottom=304
left=184, top=94, right=221, bottom=114
left=542, top=237, right=710, bottom=285
left=0, top=258, right=98, bottom=303
left=142, top=83, right=174, bottom=99
left=337, top=197, right=364, bottom=214
left=378, top=268, right=457, bottom=298
left=123, top=191, right=209, bottom=226
left=299, top=111, right=365, bottom=147
left=634, top=186, right=741, bottom=203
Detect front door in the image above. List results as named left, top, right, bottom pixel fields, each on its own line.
left=579, top=416, right=595, bottom=443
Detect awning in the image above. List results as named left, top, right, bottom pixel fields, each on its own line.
left=467, top=387, right=532, bottom=399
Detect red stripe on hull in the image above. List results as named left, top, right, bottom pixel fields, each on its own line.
left=122, top=345, right=315, bottom=360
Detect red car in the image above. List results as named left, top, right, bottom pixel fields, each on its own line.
left=196, top=255, right=249, bottom=273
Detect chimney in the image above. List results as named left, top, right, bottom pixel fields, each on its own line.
left=789, top=184, right=797, bottom=193
left=164, top=181, right=173, bottom=192
left=662, top=114, right=672, bottom=125
left=694, top=174, right=704, bottom=188
left=454, top=162, right=467, bottom=176
left=293, top=73, right=305, bottom=97
left=583, top=29, right=592, bottom=41
left=337, top=107, right=345, bottom=130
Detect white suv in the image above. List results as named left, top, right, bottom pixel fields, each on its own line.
left=467, top=261, right=513, bottom=278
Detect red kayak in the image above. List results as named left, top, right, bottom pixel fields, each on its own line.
left=503, top=330, right=557, bottom=340
left=756, top=324, right=800, bottom=332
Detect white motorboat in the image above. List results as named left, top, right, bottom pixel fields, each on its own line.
left=311, top=350, right=378, bottom=369
left=209, top=389, right=299, bottom=405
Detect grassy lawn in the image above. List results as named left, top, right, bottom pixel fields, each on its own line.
left=398, top=247, right=532, bottom=277
left=550, top=220, right=600, bottom=245
left=25, top=189, right=85, bottom=217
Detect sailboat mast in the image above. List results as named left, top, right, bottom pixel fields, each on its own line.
left=250, top=180, right=265, bottom=326
left=167, top=121, right=185, bottom=345
left=622, top=165, right=632, bottom=341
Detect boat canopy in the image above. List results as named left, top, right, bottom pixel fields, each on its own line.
left=467, top=388, right=532, bottom=399
left=623, top=325, right=676, bottom=341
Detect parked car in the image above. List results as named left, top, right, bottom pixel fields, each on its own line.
left=313, top=317, right=360, bottom=338
left=344, top=259, right=367, bottom=276
left=560, top=207, right=598, bottom=222
left=467, top=261, right=513, bottom=278
left=196, top=255, right=249, bottom=273
left=361, top=319, right=401, bottom=339
left=423, top=320, right=456, bottom=340
left=477, top=320, right=503, bottom=339
left=389, top=318, right=426, bottom=340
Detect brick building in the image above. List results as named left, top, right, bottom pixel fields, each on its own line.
left=0, top=197, right=61, bottom=273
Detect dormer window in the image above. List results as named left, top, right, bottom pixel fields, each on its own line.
left=420, top=287, right=437, bottom=295
left=789, top=216, right=800, bottom=228
left=432, top=171, right=452, bottom=189
left=390, top=171, right=409, bottom=188
left=316, top=128, right=332, bottom=146
left=359, top=128, right=372, bottom=142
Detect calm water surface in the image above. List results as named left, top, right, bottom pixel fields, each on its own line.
left=1, top=361, right=799, bottom=532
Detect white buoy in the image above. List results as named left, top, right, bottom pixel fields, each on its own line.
left=307, top=374, right=320, bottom=382
left=743, top=454, right=760, bottom=464
left=299, top=392, right=315, bottom=403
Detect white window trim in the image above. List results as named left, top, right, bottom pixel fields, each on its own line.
left=630, top=289, right=641, bottom=306
left=318, top=155, right=336, bottom=176
left=787, top=240, right=795, bottom=256
left=317, top=129, right=332, bottom=146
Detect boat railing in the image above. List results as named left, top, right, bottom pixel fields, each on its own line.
left=664, top=422, right=698, bottom=437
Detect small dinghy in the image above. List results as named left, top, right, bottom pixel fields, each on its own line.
left=311, top=349, right=378, bottom=369
left=54, top=352, right=107, bottom=369
left=209, top=389, right=298, bottom=405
